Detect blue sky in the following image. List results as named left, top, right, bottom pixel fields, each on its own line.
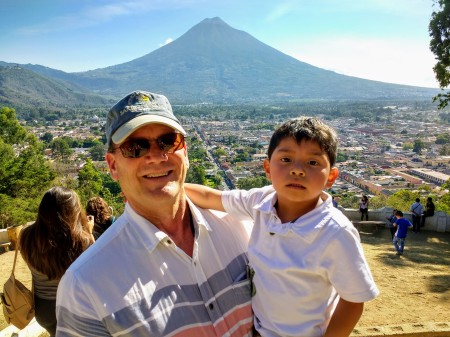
left=0, top=0, right=439, bottom=88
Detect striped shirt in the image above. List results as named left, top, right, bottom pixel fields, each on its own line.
left=56, top=201, right=253, bottom=337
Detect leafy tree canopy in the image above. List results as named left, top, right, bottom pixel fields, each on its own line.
left=0, top=106, right=56, bottom=228
left=429, top=0, right=450, bottom=109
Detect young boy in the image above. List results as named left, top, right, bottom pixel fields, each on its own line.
left=392, top=210, right=413, bottom=255
left=185, top=117, right=379, bottom=337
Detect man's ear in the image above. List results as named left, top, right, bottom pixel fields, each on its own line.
left=106, top=153, right=119, bottom=181
left=263, top=159, right=272, bottom=180
left=325, top=167, right=339, bottom=188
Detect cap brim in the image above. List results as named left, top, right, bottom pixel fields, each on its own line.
left=111, top=115, right=187, bottom=145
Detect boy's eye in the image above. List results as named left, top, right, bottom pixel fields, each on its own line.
left=280, top=157, right=291, bottom=162
left=308, top=160, right=319, bottom=166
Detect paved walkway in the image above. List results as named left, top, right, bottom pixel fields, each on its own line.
left=0, top=319, right=46, bottom=337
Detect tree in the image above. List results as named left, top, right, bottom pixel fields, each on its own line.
left=185, top=164, right=207, bottom=185
left=0, top=107, right=56, bottom=228
left=77, top=159, right=103, bottom=203
left=89, top=142, right=106, bottom=161
left=236, top=176, right=270, bottom=190
left=51, top=138, right=73, bottom=159
left=429, top=0, right=450, bottom=109
left=413, top=139, right=425, bottom=154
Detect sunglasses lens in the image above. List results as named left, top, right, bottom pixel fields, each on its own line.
left=118, top=133, right=185, bottom=158
left=159, top=133, right=184, bottom=153
left=120, top=139, right=150, bottom=158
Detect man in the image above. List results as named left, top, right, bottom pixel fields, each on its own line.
left=410, top=198, right=424, bottom=233
left=55, top=91, right=253, bottom=336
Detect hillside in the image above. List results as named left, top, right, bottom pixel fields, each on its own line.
left=0, top=17, right=439, bottom=106
left=0, top=65, right=115, bottom=115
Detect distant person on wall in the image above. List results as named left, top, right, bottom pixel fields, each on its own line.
left=185, top=117, right=379, bottom=337
left=421, top=197, right=435, bottom=227
left=19, top=187, right=94, bottom=337
left=386, top=209, right=397, bottom=240
left=410, top=198, right=424, bottom=233
left=392, top=210, right=413, bottom=255
left=332, top=195, right=339, bottom=208
left=86, top=196, right=116, bottom=240
left=359, top=195, right=369, bottom=221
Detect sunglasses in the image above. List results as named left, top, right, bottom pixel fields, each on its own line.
left=114, top=133, right=185, bottom=158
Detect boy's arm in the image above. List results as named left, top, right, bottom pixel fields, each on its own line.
left=323, top=298, right=363, bottom=337
left=184, top=183, right=225, bottom=212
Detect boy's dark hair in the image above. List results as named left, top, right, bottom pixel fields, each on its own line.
left=267, top=117, right=338, bottom=166
left=395, top=210, right=404, bottom=217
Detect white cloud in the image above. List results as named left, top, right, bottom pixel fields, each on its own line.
left=160, top=38, right=173, bottom=47
left=280, top=36, right=438, bottom=88
left=266, top=0, right=300, bottom=22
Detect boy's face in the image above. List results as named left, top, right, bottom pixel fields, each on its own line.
left=264, top=138, right=338, bottom=208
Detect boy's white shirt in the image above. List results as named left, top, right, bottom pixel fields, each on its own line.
left=222, top=185, right=379, bottom=337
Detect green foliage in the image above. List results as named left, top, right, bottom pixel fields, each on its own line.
left=236, top=175, right=270, bottom=190
left=437, top=192, right=450, bottom=214
left=435, top=133, right=450, bottom=144
left=0, top=107, right=56, bottom=228
left=186, top=164, right=207, bottom=185
left=439, top=144, right=450, bottom=155
left=402, top=142, right=413, bottom=151
left=89, top=142, right=106, bottom=161
left=51, top=137, right=74, bottom=159
left=76, top=159, right=103, bottom=203
left=413, top=139, right=425, bottom=154
left=213, top=147, right=227, bottom=157
left=385, top=190, right=420, bottom=212
left=429, top=0, right=450, bottom=109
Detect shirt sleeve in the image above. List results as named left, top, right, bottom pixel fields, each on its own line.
left=56, top=270, right=110, bottom=337
left=222, top=186, right=273, bottom=220
left=325, top=226, right=380, bottom=303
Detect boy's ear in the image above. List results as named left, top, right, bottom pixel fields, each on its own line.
left=263, top=159, right=272, bottom=180
left=325, top=167, right=339, bottom=188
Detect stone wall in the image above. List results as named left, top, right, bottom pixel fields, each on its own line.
left=340, top=207, right=450, bottom=232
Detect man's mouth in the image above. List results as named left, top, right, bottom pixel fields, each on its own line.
left=144, top=171, right=171, bottom=178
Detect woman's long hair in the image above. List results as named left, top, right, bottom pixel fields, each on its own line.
left=19, top=186, right=93, bottom=280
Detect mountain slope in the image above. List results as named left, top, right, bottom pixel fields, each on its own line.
left=0, top=65, right=114, bottom=114
left=1, top=17, right=438, bottom=104
left=67, top=17, right=437, bottom=103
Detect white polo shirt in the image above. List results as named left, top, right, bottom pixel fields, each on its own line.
left=222, top=185, right=379, bottom=337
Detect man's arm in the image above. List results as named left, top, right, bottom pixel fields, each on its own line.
left=184, top=183, right=225, bottom=212
left=323, top=298, right=364, bottom=337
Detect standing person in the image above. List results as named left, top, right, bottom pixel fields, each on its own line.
left=392, top=210, right=413, bottom=255
left=55, top=91, right=253, bottom=336
left=185, top=117, right=379, bottom=337
left=359, top=195, right=369, bottom=221
left=332, top=195, right=339, bottom=208
left=19, top=187, right=94, bottom=337
left=421, top=197, right=435, bottom=227
left=386, top=209, right=397, bottom=240
left=86, top=196, right=116, bottom=239
left=410, top=197, right=424, bottom=233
